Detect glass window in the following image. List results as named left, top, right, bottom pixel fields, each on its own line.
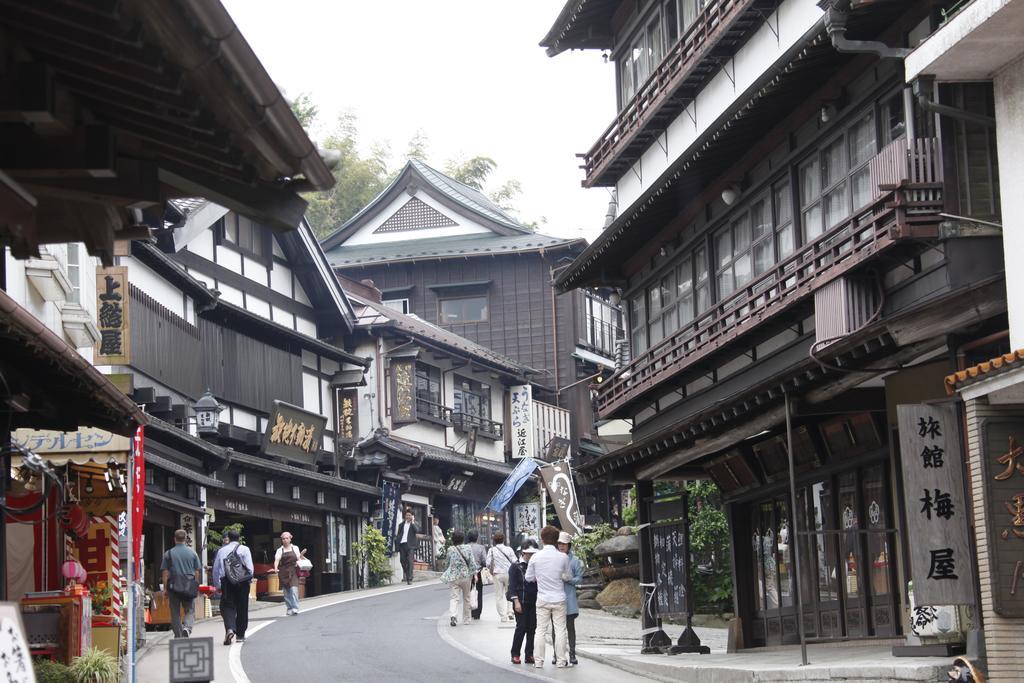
left=647, top=18, right=664, bottom=76
left=439, top=295, right=488, bottom=323
left=383, top=298, right=410, bottom=315
left=454, top=376, right=491, bottom=428
left=838, top=472, right=860, bottom=598
left=881, top=93, right=906, bottom=145
left=773, top=182, right=795, bottom=260
left=665, top=0, right=679, bottom=46
left=67, top=243, right=81, bottom=305
left=630, top=295, right=647, bottom=355
left=415, top=364, right=443, bottom=419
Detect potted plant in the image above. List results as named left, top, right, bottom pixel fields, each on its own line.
left=70, top=647, right=119, bottom=683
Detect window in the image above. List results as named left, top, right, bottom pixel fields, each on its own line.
left=646, top=270, right=675, bottom=347
left=439, top=295, right=488, bottom=323
left=629, top=295, right=647, bottom=356
left=383, top=298, right=410, bottom=315
left=880, top=93, right=906, bottom=146
left=221, top=213, right=268, bottom=259
left=454, top=376, right=495, bottom=435
left=675, top=246, right=709, bottom=326
left=66, top=243, right=81, bottom=305
left=415, top=363, right=445, bottom=421
left=799, top=113, right=877, bottom=243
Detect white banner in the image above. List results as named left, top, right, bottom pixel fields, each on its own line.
left=510, top=385, right=534, bottom=460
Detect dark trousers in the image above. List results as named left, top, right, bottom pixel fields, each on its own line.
left=220, top=581, right=250, bottom=638
left=549, top=612, right=578, bottom=660
left=512, top=604, right=536, bottom=657
left=471, top=571, right=483, bottom=618
left=398, top=543, right=414, bottom=583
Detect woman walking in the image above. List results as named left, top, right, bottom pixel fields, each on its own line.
left=272, top=531, right=305, bottom=616
left=441, top=530, right=478, bottom=626
left=556, top=531, right=584, bottom=666
left=486, top=531, right=517, bottom=622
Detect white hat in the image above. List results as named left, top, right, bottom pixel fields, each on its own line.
left=520, top=545, right=539, bottom=555
left=557, top=531, right=573, bottom=545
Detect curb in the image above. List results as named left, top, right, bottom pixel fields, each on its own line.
left=434, top=613, right=554, bottom=682
left=574, top=648, right=678, bottom=683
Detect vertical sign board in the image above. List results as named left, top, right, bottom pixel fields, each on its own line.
left=510, top=385, right=534, bottom=460
left=95, top=266, right=130, bottom=365
left=336, top=389, right=358, bottom=444
left=980, top=419, right=1024, bottom=616
left=539, top=460, right=585, bottom=537
left=652, top=522, right=688, bottom=617
left=391, top=359, right=416, bottom=425
left=380, top=481, right=402, bottom=553
left=897, top=404, right=975, bottom=605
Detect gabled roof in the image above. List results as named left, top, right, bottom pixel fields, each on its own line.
left=320, top=159, right=531, bottom=251
left=345, top=289, right=537, bottom=380
left=539, top=0, right=619, bottom=57
left=327, top=232, right=585, bottom=268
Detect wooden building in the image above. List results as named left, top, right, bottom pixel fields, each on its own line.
left=322, top=159, right=624, bottom=522
left=544, top=0, right=1007, bottom=652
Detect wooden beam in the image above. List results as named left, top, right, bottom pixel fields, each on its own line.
left=21, top=158, right=160, bottom=206
left=1, top=123, right=115, bottom=179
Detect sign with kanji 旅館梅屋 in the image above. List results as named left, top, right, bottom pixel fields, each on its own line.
left=897, top=404, right=975, bottom=606
left=980, top=418, right=1024, bottom=617
left=95, top=266, right=130, bottom=365
left=261, top=400, right=328, bottom=466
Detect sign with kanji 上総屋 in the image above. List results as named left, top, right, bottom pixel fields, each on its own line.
left=261, top=400, right=328, bottom=466
left=95, top=266, right=130, bottom=365
left=980, top=418, right=1024, bottom=616
left=510, top=385, right=534, bottom=460
left=897, top=404, right=975, bottom=605
left=539, top=460, right=584, bottom=537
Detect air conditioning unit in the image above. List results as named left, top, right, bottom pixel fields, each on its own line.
left=814, top=277, right=878, bottom=349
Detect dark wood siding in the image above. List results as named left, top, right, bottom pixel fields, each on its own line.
left=129, top=284, right=202, bottom=397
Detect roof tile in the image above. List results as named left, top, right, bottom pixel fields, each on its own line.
left=945, top=349, right=1024, bottom=394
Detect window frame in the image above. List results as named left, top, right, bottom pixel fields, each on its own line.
left=437, top=294, right=489, bottom=324
left=217, top=213, right=272, bottom=265
left=414, top=363, right=449, bottom=425
left=383, top=298, right=410, bottom=315
left=66, top=243, right=81, bottom=305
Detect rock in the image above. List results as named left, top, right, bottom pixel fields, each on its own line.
left=596, top=577, right=642, bottom=611
left=578, top=598, right=602, bottom=610
left=599, top=563, right=640, bottom=580
left=594, top=533, right=639, bottom=557
left=577, top=589, right=599, bottom=601
left=615, top=526, right=634, bottom=536
left=603, top=605, right=640, bottom=619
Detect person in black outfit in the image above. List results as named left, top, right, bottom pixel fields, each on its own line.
left=506, top=541, right=539, bottom=665
left=396, top=509, right=419, bottom=585
left=467, top=530, right=486, bottom=618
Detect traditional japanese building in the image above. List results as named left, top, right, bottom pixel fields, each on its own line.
left=543, top=0, right=1007, bottom=659
left=321, top=159, right=624, bottom=523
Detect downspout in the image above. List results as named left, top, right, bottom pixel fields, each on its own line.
left=550, top=266, right=561, bottom=404
left=823, top=2, right=911, bottom=59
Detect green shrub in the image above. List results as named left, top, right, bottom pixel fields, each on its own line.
left=352, top=524, right=393, bottom=587
left=572, top=523, right=616, bottom=569
left=33, top=659, right=74, bottom=683
left=70, top=647, right=119, bottom=683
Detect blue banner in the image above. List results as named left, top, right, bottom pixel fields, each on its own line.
left=380, top=480, right=402, bottom=553
left=486, top=457, right=538, bottom=512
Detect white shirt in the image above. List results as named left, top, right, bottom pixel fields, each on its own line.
left=524, top=545, right=569, bottom=604
left=486, top=544, right=516, bottom=575
left=400, top=521, right=412, bottom=544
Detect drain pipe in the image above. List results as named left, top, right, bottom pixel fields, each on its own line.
left=823, top=2, right=910, bottom=59
left=913, top=76, right=997, bottom=128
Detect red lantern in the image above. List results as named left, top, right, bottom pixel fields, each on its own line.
left=60, top=504, right=89, bottom=538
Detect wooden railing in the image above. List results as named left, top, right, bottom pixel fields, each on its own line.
left=597, top=182, right=944, bottom=417
left=451, top=412, right=503, bottom=439
left=533, top=399, right=571, bottom=458
left=581, top=0, right=759, bottom=185
left=416, top=398, right=452, bottom=425
left=414, top=534, right=434, bottom=566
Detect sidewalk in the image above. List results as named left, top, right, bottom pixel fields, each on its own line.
left=136, top=573, right=438, bottom=683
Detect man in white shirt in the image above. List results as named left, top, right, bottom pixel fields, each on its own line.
left=212, top=529, right=254, bottom=644
left=524, top=525, right=569, bottom=668
left=396, top=509, right=419, bottom=585
left=486, top=531, right=517, bottom=622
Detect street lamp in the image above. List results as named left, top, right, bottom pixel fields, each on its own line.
left=193, top=389, right=224, bottom=436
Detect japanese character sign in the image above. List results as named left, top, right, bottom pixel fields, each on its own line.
left=261, top=400, right=328, bottom=466
left=390, top=358, right=416, bottom=425
left=510, top=384, right=535, bottom=460
left=898, top=404, right=974, bottom=605
left=0, top=608, right=33, bottom=683
left=981, top=420, right=1024, bottom=617
left=336, top=389, right=358, bottom=443
left=538, top=459, right=584, bottom=537
left=95, top=266, right=130, bottom=364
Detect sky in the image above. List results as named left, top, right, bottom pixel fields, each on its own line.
left=222, top=0, right=618, bottom=242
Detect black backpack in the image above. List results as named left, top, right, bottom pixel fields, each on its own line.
left=223, top=544, right=253, bottom=585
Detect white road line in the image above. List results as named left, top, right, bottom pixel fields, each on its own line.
left=232, top=580, right=437, bottom=682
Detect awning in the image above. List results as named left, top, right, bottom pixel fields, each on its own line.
left=146, top=452, right=224, bottom=489
left=146, top=490, right=207, bottom=516
left=9, top=452, right=127, bottom=468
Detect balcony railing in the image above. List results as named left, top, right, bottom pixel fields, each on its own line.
left=416, top=398, right=452, bottom=425
left=451, top=412, right=503, bottom=439
left=534, top=399, right=571, bottom=459
left=597, top=181, right=944, bottom=417
left=581, top=0, right=761, bottom=186
left=579, top=292, right=623, bottom=359
left=414, top=534, right=434, bottom=566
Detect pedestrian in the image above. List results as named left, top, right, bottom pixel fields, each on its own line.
left=507, top=541, right=539, bottom=665
left=467, top=530, right=487, bottom=619
left=272, top=531, right=306, bottom=616
left=555, top=531, right=584, bottom=666
left=212, top=528, right=254, bottom=645
left=160, top=529, right=201, bottom=638
left=486, top=531, right=516, bottom=623
left=431, top=516, right=446, bottom=570
left=396, top=509, right=419, bottom=585
left=525, top=525, right=569, bottom=669
left=440, top=530, right=478, bottom=626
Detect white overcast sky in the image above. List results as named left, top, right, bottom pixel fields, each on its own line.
left=222, top=0, right=617, bottom=242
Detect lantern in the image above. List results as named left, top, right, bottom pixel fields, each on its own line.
left=193, top=389, right=224, bottom=436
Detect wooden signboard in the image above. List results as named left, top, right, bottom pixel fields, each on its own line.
left=95, top=266, right=130, bottom=365
left=897, top=404, right=975, bottom=605
left=391, top=359, right=416, bottom=425
left=261, top=400, right=328, bottom=466
left=336, top=389, right=358, bottom=444
left=652, top=521, right=689, bottom=618
left=510, top=385, right=534, bottom=459
left=980, top=418, right=1024, bottom=616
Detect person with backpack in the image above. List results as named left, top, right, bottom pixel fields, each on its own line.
left=212, top=528, right=254, bottom=645
left=160, top=529, right=201, bottom=638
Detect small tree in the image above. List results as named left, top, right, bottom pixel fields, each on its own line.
left=353, top=525, right=393, bottom=587
left=572, top=523, right=616, bottom=569
left=686, top=481, right=733, bottom=613
left=206, top=523, right=245, bottom=564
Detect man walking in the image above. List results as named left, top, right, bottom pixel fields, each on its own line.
left=212, top=528, right=254, bottom=645
left=467, top=530, right=487, bottom=619
left=486, top=531, right=516, bottom=622
left=396, top=509, right=419, bottom=585
left=525, top=525, right=569, bottom=669
left=160, top=529, right=201, bottom=638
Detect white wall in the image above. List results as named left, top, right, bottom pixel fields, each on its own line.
left=995, top=56, right=1024, bottom=349
left=614, top=0, right=823, bottom=214
left=343, top=190, right=491, bottom=246
left=129, top=258, right=186, bottom=321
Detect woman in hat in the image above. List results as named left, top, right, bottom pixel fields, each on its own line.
left=556, top=531, right=584, bottom=666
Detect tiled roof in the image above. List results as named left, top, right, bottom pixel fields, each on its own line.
left=327, top=232, right=584, bottom=267
left=945, top=349, right=1024, bottom=395
left=394, top=437, right=513, bottom=477
left=408, top=159, right=527, bottom=233
left=347, top=291, right=537, bottom=378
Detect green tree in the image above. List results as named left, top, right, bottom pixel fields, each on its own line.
left=353, top=524, right=393, bottom=587
left=686, top=480, right=733, bottom=612
left=289, top=92, right=319, bottom=130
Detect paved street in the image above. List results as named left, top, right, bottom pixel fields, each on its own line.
left=240, top=582, right=650, bottom=683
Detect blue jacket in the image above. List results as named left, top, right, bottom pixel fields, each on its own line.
left=563, top=552, right=584, bottom=616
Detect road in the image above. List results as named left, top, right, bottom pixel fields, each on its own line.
left=241, top=583, right=529, bottom=683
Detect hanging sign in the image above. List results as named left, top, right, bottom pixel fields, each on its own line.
left=95, top=266, right=130, bottom=365
left=897, top=404, right=975, bottom=605
left=336, top=389, right=358, bottom=444
left=485, top=457, right=538, bottom=512
left=539, top=460, right=584, bottom=537
left=262, top=400, right=328, bottom=466
left=980, top=419, right=1024, bottom=616
left=380, top=481, right=402, bottom=553
left=132, top=425, right=145, bottom=579
left=510, top=385, right=534, bottom=460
